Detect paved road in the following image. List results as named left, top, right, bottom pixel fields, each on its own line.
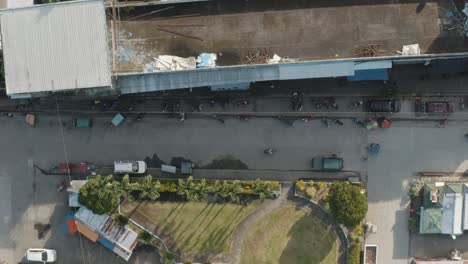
left=0, top=111, right=367, bottom=264
left=365, top=126, right=468, bottom=264
left=2, top=99, right=468, bottom=263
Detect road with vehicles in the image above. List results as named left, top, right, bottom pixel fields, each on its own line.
left=1, top=67, right=468, bottom=263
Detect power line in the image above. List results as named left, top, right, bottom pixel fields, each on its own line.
left=54, top=96, right=88, bottom=264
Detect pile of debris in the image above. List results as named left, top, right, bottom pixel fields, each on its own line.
left=353, top=43, right=386, bottom=57
left=243, top=49, right=298, bottom=64
left=243, top=49, right=273, bottom=64
left=440, top=3, right=468, bottom=37
left=144, top=52, right=218, bottom=72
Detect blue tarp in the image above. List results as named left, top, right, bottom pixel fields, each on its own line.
left=196, top=53, right=217, bottom=68
left=63, top=211, right=76, bottom=234
left=98, top=236, right=115, bottom=250
left=347, top=69, right=389, bottom=81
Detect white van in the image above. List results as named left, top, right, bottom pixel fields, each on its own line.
left=25, top=248, right=57, bottom=263
left=114, top=161, right=147, bottom=174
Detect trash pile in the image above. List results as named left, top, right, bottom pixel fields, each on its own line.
left=440, top=4, right=468, bottom=37
left=143, top=52, right=218, bottom=72
left=399, top=44, right=421, bottom=56
left=144, top=55, right=196, bottom=72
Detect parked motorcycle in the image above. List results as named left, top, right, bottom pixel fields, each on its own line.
left=135, top=113, right=145, bottom=121
left=322, top=118, right=330, bottom=128
left=179, top=113, right=185, bottom=123
left=331, top=102, right=339, bottom=110
left=350, top=100, right=364, bottom=109
left=352, top=118, right=365, bottom=127
left=333, top=119, right=344, bottom=126
left=212, top=114, right=225, bottom=124
left=238, top=115, right=249, bottom=121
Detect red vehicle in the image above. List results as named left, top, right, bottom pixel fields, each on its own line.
left=425, top=102, right=454, bottom=113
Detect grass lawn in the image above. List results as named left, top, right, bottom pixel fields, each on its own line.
left=121, top=201, right=259, bottom=259
left=241, top=206, right=337, bottom=264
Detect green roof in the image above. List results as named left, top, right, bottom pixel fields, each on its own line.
left=420, top=207, right=442, bottom=234
left=446, top=183, right=463, bottom=193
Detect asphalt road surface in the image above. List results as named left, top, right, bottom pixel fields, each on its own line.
left=2, top=104, right=468, bottom=263
left=0, top=112, right=366, bottom=264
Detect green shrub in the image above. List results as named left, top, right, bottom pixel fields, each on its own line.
left=327, top=182, right=367, bottom=227
left=138, top=231, right=152, bottom=244
left=348, top=244, right=361, bottom=264
left=114, top=215, right=129, bottom=226
left=408, top=217, right=419, bottom=233
left=296, top=180, right=305, bottom=191
left=349, top=226, right=365, bottom=244
left=159, top=181, right=178, bottom=193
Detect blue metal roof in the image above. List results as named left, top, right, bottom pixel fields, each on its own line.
left=116, top=60, right=355, bottom=94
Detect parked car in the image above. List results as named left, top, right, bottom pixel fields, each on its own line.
left=25, top=248, right=57, bottom=263
left=367, top=100, right=401, bottom=112
left=425, top=102, right=454, bottom=113
left=114, top=161, right=147, bottom=174
left=311, top=155, right=344, bottom=172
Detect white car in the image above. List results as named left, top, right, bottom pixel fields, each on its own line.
left=25, top=248, right=57, bottom=263
left=114, top=161, right=147, bottom=174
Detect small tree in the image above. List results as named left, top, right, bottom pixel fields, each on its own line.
left=121, top=174, right=139, bottom=202
left=327, top=182, right=367, bottom=227
left=114, top=215, right=129, bottom=227
left=163, top=252, right=176, bottom=264
left=136, top=175, right=160, bottom=201
left=138, top=230, right=152, bottom=244
left=79, top=176, right=118, bottom=215
left=177, top=177, right=207, bottom=202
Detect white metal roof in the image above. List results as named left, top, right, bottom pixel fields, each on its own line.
left=75, top=206, right=109, bottom=232
left=0, top=0, right=33, bottom=9
left=442, top=193, right=463, bottom=235
left=0, top=0, right=111, bottom=95
left=464, top=192, right=468, bottom=230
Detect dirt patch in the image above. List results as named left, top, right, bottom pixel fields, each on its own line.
left=202, top=155, right=248, bottom=170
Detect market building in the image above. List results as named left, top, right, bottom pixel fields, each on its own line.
left=0, top=0, right=467, bottom=97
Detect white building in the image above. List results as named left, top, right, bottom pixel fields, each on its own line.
left=0, top=0, right=111, bottom=97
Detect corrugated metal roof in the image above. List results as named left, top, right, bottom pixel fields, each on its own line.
left=442, top=193, right=463, bottom=235
left=0, top=0, right=111, bottom=95
left=117, top=60, right=354, bottom=94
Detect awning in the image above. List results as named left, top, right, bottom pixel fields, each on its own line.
left=76, top=221, right=99, bottom=242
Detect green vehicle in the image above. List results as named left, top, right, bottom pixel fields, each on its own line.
left=73, top=117, right=92, bottom=128
left=311, top=155, right=344, bottom=172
